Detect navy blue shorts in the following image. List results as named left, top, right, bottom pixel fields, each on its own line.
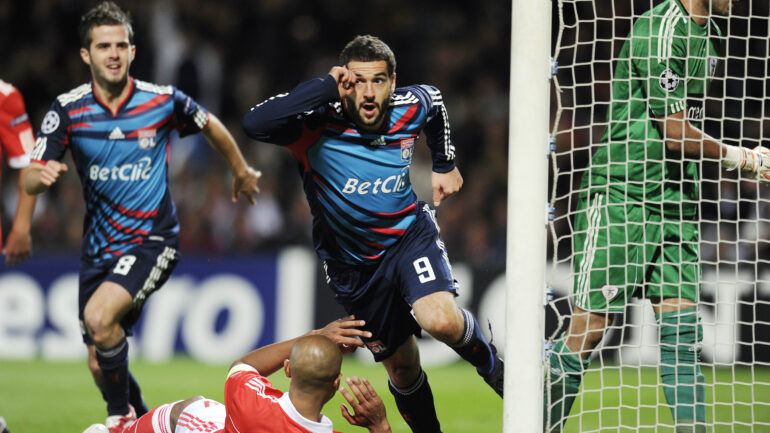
left=78, top=241, right=180, bottom=344
left=325, top=202, right=459, bottom=361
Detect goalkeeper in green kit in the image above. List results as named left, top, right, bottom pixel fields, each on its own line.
left=544, top=0, right=768, bottom=432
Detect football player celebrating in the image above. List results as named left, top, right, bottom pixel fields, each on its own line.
left=25, top=3, right=260, bottom=432
left=83, top=316, right=391, bottom=433
left=242, top=35, right=503, bottom=432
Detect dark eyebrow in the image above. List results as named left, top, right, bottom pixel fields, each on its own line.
left=354, top=71, right=389, bottom=78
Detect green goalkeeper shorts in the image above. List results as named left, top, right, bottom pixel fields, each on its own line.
left=572, top=192, right=700, bottom=312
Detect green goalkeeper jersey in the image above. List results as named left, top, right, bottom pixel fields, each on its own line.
left=583, top=0, right=722, bottom=218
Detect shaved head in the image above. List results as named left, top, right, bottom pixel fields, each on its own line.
left=289, top=335, right=342, bottom=393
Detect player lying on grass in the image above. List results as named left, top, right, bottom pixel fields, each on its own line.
left=83, top=316, right=392, bottom=433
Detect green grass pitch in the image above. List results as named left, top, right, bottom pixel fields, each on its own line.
left=0, top=358, right=501, bottom=432
left=1, top=358, right=769, bottom=432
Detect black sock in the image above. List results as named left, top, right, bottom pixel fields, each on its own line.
left=450, top=308, right=494, bottom=375
left=95, top=337, right=130, bottom=417
left=128, top=371, right=148, bottom=417
left=388, top=369, right=442, bottom=433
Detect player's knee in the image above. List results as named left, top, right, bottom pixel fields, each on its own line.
left=421, top=312, right=462, bottom=343
left=386, top=363, right=421, bottom=388
left=83, top=311, right=116, bottom=346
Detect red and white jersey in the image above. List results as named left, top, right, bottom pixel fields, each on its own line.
left=125, top=398, right=225, bottom=433
left=0, top=79, right=34, bottom=170
left=224, top=364, right=341, bottom=433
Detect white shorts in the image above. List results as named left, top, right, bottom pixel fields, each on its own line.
left=174, top=398, right=225, bottom=433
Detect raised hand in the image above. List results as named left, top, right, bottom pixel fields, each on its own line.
left=340, top=376, right=391, bottom=433
left=312, top=315, right=371, bottom=353
left=329, top=66, right=355, bottom=99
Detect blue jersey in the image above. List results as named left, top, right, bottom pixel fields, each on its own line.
left=32, top=78, right=209, bottom=263
left=243, top=75, right=455, bottom=265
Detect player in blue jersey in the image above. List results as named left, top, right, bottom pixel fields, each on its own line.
left=23, top=3, right=260, bottom=433
left=242, top=35, right=503, bottom=433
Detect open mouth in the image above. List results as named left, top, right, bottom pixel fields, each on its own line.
left=361, top=102, right=378, bottom=118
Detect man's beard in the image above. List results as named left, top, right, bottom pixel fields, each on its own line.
left=347, top=97, right=391, bottom=132
left=94, top=65, right=129, bottom=94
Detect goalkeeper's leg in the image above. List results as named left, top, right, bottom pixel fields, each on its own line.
left=655, top=303, right=706, bottom=433
left=544, top=307, right=610, bottom=433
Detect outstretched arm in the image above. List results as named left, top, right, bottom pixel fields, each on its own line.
left=201, top=113, right=261, bottom=204
left=658, top=110, right=770, bottom=184
left=4, top=166, right=36, bottom=266
left=230, top=315, right=371, bottom=376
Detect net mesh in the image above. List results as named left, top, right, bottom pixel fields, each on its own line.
left=546, top=0, right=770, bottom=431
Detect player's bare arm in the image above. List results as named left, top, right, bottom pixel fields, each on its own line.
left=23, top=161, right=68, bottom=195
left=231, top=315, right=371, bottom=374
left=4, top=166, right=36, bottom=266
left=431, top=166, right=463, bottom=207
left=340, top=376, right=392, bottom=433
left=201, top=113, right=262, bottom=204
left=656, top=110, right=770, bottom=184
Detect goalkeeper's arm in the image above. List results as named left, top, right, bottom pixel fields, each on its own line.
left=657, top=110, right=770, bottom=184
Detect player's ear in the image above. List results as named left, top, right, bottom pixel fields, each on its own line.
left=390, top=73, right=396, bottom=92
left=80, top=47, right=91, bottom=66
left=283, top=359, right=292, bottom=378
left=333, top=373, right=342, bottom=391
left=129, top=44, right=136, bottom=62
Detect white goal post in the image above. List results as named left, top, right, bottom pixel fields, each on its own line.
left=505, top=0, right=552, bottom=432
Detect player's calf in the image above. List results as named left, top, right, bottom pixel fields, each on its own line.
left=446, top=308, right=502, bottom=397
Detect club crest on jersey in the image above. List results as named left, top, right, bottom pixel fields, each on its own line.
left=401, top=138, right=415, bottom=161
left=366, top=340, right=387, bottom=354
left=708, top=57, right=718, bottom=78
left=138, top=128, right=157, bottom=149
left=601, top=285, right=620, bottom=301
left=659, top=68, right=680, bottom=93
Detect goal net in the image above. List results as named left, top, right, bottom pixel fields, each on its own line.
left=545, top=0, right=770, bottom=431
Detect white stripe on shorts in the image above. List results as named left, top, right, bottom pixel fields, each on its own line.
left=575, top=194, right=604, bottom=307
left=135, top=246, right=177, bottom=309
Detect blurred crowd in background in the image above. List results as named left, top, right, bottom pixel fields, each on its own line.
left=0, top=0, right=510, bottom=269
left=1, top=0, right=768, bottom=272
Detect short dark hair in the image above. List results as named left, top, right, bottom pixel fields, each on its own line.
left=339, top=35, right=396, bottom=76
left=79, top=1, right=134, bottom=48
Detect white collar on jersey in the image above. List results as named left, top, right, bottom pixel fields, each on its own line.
left=278, top=393, right=334, bottom=433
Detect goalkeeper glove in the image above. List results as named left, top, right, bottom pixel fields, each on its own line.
left=722, top=145, right=770, bottom=185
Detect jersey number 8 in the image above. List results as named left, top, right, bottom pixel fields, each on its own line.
left=113, top=255, right=137, bottom=276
